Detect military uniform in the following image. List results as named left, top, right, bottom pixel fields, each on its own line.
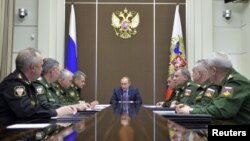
left=175, top=80, right=202, bottom=105
left=33, top=77, right=62, bottom=109
left=0, top=70, right=57, bottom=125
left=194, top=79, right=220, bottom=106
left=163, top=80, right=202, bottom=107
left=65, top=85, right=82, bottom=104
left=50, top=82, right=76, bottom=105
left=191, top=68, right=250, bottom=124
left=162, top=90, right=177, bottom=107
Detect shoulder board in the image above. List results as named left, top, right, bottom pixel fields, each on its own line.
left=227, top=74, right=233, bottom=80
left=17, top=73, right=22, bottom=79
left=37, top=77, right=43, bottom=81
left=36, top=86, right=45, bottom=95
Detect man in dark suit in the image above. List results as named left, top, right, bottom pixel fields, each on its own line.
left=110, top=76, right=142, bottom=104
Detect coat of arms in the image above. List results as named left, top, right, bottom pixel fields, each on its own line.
left=111, top=8, right=140, bottom=39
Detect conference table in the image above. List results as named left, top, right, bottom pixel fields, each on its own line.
left=0, top=103, right=209, bottom=141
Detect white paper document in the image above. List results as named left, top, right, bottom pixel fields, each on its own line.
left=143, top=105, right=162, bottom=108
left=6, top=123, right=51, bottom=129
left=86, top=104, right=110, bottom=111
left=153, top=111, right=176, bottom=115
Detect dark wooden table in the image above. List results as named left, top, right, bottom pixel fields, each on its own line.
left=0, top=104, right=208, bottom=141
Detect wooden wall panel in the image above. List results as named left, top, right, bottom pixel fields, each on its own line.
left=65, top=4, right=97, bottom=102
left=98, top=5, right=154, bottom=103
left=65, top=0, right=186, bottom=104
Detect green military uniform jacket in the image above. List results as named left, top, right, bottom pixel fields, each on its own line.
left=175, top=80, right=202, bottom=105
left=192, top=68, right=250, bottom=124
left=33, top=77, right=61, bottom=109
left=163, top=89, right=177, bottom=107
left=50, top=82, right=76, bottom=105
left=194, top=79, right=220, bottom=106
left=64, top=85, right=81, bottom=104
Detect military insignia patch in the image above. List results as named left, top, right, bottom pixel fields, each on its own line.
left=227, top=75, right=233, bottom=80
left=198, top=91, right=204, bottom=96
left=111, top=8, right=139, bottom=39
left=196, top=95, right=202, bottom=100
left=184, top=89, right=191, bottom=96
left=14, top=86, right=26, bottom=97
left=56, top=91, right=60, bottom=96
left=221, top=86, right=234, bottom=97
left=36, top=86, right=45, bottom=95
left=204, top=88, right=215, bottom=98
left=175, top=91, right=179, bottom=97
left=70, top=92, right=75, bottom=97
left=31, top=100, right=36, bottom=106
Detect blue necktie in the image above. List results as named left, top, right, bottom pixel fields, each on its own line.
left=123, top=90, right=128, bottom=101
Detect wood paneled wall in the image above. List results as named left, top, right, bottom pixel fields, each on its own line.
left=65, top=0, right=186, bottom=104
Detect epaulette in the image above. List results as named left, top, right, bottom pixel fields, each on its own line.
left=37, top=77, right=42, bottom=81
left=227, top=74, right=233, bottom=80
left=24, top=80, right=30, bottom=84
left=17, top=73, right=22, bottom=79
left=181, top=86, right=185, bottom=90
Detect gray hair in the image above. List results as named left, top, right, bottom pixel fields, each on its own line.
left=207, top=52, right=232, bottom=71
left=58, top=69, right=73, bottom=80
left=180, top=68, right=191, bottom=80
left=193, top=59, right=209, bottom=75
left=15, top=48, right=41, bottom=71
left=73, top=71, right=86, bottom=81
left=41, top=58, right=59, bottom=76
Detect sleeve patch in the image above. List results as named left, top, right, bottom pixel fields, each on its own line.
left=69, top=91, right=76, bottom=97
left=14, top=86, right=26, bottom=97
left=36, top=86, right=45, bottom=95
left=204, top=88, right=215, bottom=98
left=221, top=86, right=234, bottom=97
left=184, top=89, right=191, bottom=96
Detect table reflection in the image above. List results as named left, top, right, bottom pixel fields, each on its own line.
left=111, top=103, right=141, bottom=117
left=111, top=103, right=141, bottom=141
left=167, top=120, right=208, bottom=141
left=0, top=105, right=209, bottom=141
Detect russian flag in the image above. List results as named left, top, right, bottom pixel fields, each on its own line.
left=66, top=4, right=78, bottom=73
left=166, top=5, right=186, bottom=100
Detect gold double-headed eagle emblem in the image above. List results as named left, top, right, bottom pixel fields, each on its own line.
left=111, top=8, right=140, bottom=39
